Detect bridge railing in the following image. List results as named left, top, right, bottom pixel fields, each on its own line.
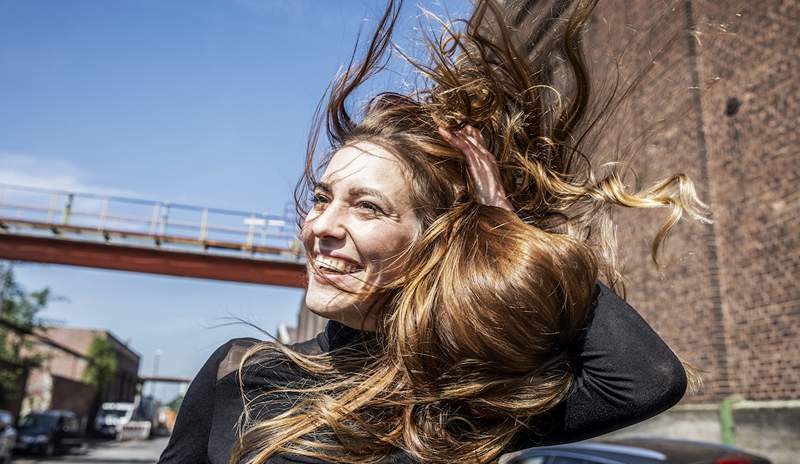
left=0, top=183, right=304, bottom=260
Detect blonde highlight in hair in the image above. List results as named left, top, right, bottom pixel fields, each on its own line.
left=231, top=0, right=709, bottom=462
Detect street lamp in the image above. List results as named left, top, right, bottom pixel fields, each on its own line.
left=151, top=349, right=163, bottom=398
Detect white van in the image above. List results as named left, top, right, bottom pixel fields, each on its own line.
left=94, top=402, right=135, bottom=437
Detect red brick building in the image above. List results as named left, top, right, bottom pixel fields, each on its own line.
left=575, top=0, right=798, bottom=407
left=577, top=1, right=798, bottom=461
left=21, top=327, right=140, bottom=420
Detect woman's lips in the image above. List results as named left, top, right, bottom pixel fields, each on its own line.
left=310, top=264, right=365, bottom=286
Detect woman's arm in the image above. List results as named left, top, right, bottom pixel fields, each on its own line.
left=520, top=282, right=688, bottom=446
left=157, top=340, right=237, bottom=464
left=442, top=126, right=687, bottom=446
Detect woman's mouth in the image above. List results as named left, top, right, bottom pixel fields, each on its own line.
left=313, top=255, right=365, bottom=276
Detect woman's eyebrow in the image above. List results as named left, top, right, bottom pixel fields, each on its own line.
left=315, top=182, right=397, bottom=210
left=314, top=181, right=333, bottom=193
left=348, top=187, right=395, bottom=209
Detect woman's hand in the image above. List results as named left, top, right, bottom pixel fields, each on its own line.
left=438, top=125, right=513, bottom=212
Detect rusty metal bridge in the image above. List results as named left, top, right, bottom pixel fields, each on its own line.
left=0, top=184, right=307, bottom=287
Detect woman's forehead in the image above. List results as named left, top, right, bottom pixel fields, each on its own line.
left=322, top=142, right=411, bottom=196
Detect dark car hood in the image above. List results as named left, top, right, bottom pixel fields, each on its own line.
left=604, top=438, right=765, bottom=463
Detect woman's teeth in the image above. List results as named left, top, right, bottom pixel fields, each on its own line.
left=315, top=255, right=363, bottom=274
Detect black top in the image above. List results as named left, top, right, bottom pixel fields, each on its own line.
left=158, top=283, right=687, bottom=464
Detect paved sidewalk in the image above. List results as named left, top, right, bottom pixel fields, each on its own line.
left=12, top=436, right=169, bottom=463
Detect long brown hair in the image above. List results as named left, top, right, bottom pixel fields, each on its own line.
left=230, top=1, right=709, bottom=462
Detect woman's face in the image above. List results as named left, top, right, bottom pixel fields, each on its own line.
left=302, top=141, right=421, bottom=330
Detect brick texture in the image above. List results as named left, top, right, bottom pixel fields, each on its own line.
left=584, top=0, right=799, bottom=402
left=26, top=326, right=141, bottom=403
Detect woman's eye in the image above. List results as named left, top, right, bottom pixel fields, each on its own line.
left=357, top=201, right=383, bottom=215
left=311, top=193, right=329, bottom=205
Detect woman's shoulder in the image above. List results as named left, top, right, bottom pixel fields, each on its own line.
left=213, top=337, right=260, bottom=381
left=212, top=335, right=325, bottom=382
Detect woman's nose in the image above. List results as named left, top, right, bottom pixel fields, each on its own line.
left=310, top=203, right=347, bottom=240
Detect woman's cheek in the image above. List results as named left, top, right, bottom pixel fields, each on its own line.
left=371, top=232, right=416, bottom=278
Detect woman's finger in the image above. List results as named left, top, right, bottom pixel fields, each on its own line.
left=439, top=125, right=512, bottom=212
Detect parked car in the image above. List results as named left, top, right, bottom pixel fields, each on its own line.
left=502, top=437, right=771, bottom=464
left=94, top=402, right=135, bottom=438
left=13, top=410, right=84, bottom=457
left=0, top=410, right=16, bottom=464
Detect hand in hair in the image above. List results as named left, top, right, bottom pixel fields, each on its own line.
left=438, top=125, right=513, bottom=212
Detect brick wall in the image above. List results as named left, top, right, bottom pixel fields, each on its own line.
left=50, top=374, right=96, bottom=418
left=28, top=326, right=141, bottom=403
left=693, top=0, right=800, bottom=401
left=584, top=0, right=799, bottom=402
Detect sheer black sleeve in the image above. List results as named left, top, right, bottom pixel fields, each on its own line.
left=517, top=282, right=688, bottom=446
left=157, top=340, right=237, bottom=464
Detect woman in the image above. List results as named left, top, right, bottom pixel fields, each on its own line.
left=160, top=1, right=708, bottom=463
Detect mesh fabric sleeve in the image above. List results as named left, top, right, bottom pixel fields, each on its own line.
left=157, top=340, right=237, bottom=464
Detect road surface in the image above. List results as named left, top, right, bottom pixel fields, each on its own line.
left=12, top=436, right=169, bottom=463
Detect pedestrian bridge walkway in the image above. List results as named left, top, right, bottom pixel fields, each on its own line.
left=0, top=184, right=306, bottom=287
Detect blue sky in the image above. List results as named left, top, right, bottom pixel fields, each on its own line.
left=0, top=0, right=469, bottom=402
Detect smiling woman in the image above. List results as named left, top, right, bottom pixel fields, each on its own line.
left=302, top=142, right=422, bottom=330
left=158, top=1, right=709, bottom=463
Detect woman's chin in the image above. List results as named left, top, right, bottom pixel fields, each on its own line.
left=305, top=289, right=353, bottom=318
left=304, top=290, right=378, bottom=331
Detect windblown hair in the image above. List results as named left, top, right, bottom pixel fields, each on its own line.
left=230, top=1, right=710, bottom=463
